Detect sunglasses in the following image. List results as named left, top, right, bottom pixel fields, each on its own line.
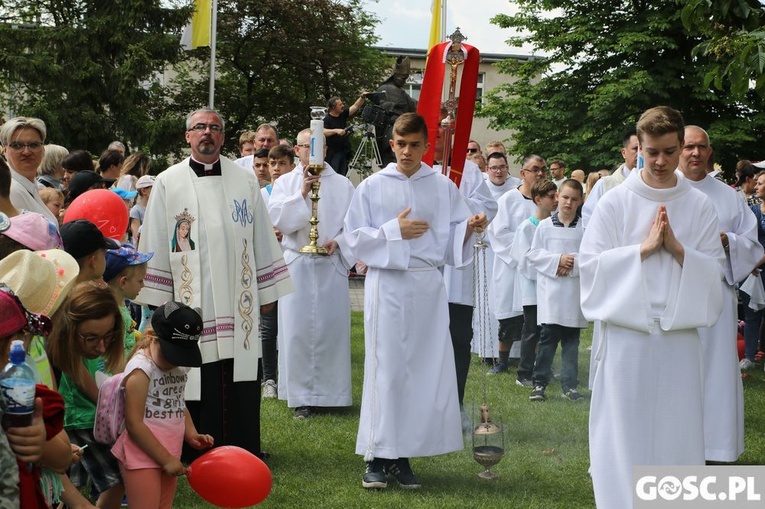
left=467, top=148, right=479, bottom=154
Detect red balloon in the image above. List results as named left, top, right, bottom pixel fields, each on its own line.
left=188, top=446, right=272, bottom=508
left=63, top=189, right=129, bottom=241
left=737, top=333, right=745, bottom=361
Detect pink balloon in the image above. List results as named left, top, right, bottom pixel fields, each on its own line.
left=63, top=189, right=129, bottom=241
left=188, top=446, right=272, bottom=507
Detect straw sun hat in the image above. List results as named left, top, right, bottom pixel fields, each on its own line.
left=0, top=249, right=80, bottom=317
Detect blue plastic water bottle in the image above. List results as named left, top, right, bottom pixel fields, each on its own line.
left=0, top=340, right=36, bottom=429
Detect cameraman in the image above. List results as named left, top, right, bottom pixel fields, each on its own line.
left=324, top=94, right=366, bottom=177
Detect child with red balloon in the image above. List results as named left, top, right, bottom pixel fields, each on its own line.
left=111, top=302, right=213, bottom=509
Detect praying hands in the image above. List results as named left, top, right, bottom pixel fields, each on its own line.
left=640, top=205, right=685, bottom=265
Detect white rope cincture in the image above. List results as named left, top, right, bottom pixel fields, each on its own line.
left=364, top=270, right=380, bottom=463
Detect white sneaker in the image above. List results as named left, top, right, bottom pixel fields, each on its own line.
left=262, top=379, right=278, bottom=399
left=740, top=358, right=756, bottom=371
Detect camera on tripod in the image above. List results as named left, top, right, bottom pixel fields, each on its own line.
left=363, top=91, right=387, bottom=104
left=344, top=123, right=365, bottom=136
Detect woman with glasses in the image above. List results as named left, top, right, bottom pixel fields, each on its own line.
left=0, top=117, right=59, bottom=225
left=47, top=283, right=126, bottom=509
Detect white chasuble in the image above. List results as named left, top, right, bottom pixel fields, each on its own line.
left=268, top=165, right=355, bottom=408
left=344, top=163, right=471, bottom=460
left=580, top=169, right=725, bottom=509
left=137, top=157, right=292, bottom=400
left=689, top=175, right=762, bottom=461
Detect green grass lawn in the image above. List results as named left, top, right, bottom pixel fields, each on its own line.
left=172, top=312, right=765, bottom=508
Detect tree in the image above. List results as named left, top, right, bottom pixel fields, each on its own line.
left=0, top=1, right=192, bottom=155
left=679, top=0, right=765, bottom=98
left=168, top=0, right=388, bottom=154
left=0, top=0, right=387, bottom=159
left=480, top=0, right=765, bottom=173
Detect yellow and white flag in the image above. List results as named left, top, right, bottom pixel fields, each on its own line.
left=428, top=0, right=444, bottom=51
left=181, top=0, right=211, bottom=50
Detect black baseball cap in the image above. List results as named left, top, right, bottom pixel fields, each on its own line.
left=151, top=302, right=203, bottom=367
left=60, top=219, right=120, bottom=260
left=68, top=170, right=116, bottom=203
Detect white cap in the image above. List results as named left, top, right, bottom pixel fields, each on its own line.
left=136, top=175, right=156, bottom=189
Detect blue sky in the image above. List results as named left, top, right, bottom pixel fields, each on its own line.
left=360, top=0, right=533, bottom=56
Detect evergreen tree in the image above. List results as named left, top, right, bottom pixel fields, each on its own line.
left=0, top=0, right=192, bottom=155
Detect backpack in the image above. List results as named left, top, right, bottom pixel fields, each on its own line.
left=93, top=371, right=126, bottom=445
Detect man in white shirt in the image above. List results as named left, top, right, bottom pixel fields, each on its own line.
left=549, top=159, right=566, bottom=189
left=234, top=124, right=279, bottom=168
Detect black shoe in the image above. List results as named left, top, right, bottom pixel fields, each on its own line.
left=563, top=388, right=584, bottom=401
left=362, top=458, right=388, bottom=489
left=515, top=377, right=533, bottom=387
left=386, top=458, right=421, bottom=489
left=294, top=406, right=315, bottom=419
left=487, top=361, right=508, bottom=375
left=530, top=385, right=546, bottom=402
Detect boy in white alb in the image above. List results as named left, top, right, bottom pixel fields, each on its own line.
left=580, top=107, right=725, bottom=508
left=527, top=179, right=587, bottom=402
left=344, top=113, right=486, bottom=490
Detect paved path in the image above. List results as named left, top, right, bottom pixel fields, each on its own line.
left=349, top=277, right=364, bottom=312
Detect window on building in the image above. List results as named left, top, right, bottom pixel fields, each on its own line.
left=405, top=71, right=485, bottom=104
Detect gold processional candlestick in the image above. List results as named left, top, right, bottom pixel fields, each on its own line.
left=299, top=106, right=329, bottom=256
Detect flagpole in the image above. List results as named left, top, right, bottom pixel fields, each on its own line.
left=441, top=0, right=447, bottom=43
left=208, top=0, right=218, bottom=108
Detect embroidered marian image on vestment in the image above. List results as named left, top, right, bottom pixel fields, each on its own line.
left=238, top=239, right=254, bottom=350
left=230, top=198, right=254, bottom=227
left=171, top=209, right=196, bottom=252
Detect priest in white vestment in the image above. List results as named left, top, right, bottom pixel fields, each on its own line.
left=268, top=129, right=355, bottom=417
left=679, top=126, right=762, bottom=462
left=580, top=107, right=725, bottom=509
left=137, top=109, right=292, bottom=459
left=344, top=113, right=486, bottom=489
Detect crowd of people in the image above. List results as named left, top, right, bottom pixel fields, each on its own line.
left=0, top=102, right=764, bottom=509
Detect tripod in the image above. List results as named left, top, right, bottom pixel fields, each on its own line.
left=348, top=124, right=382, bottom=181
